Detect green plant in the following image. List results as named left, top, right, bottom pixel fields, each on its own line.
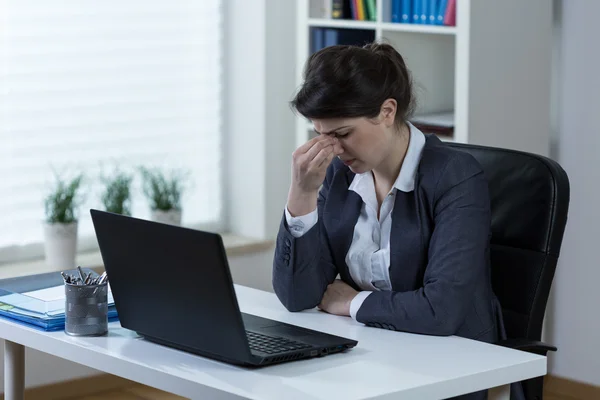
left=139, top=167, right=188, bottom=211
left=44, top=172, right=84, bottom=224
left=100, top=169, right=133, bottom=216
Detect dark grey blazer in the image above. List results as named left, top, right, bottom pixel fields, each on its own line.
left=272, top=134, right=505, bottom=344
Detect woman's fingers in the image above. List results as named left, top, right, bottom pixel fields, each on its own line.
left=303, top=137, right=333, bottom=163
left=297, top=135, right=331, bottom=158
left=295, top=134, right=324, bottom=154
left=310, top=145, right=335, bottom=168
left=290, top=134, right=343, bottom=194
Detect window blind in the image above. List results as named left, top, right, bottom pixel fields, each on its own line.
left=0, top=1, right=223, bottom=257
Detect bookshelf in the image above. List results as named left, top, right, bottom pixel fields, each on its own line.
left=295, top=0, right=553, bottom=157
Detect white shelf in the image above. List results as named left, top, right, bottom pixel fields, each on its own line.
left=308, top=18, right=377, bottom=30
left=296, top=0, right=553, bottom=156
left=307, top=19, right=457, bottom=35
left=380, top=22, right=457, bottom=35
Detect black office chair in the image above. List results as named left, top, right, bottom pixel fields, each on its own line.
left=448, top=142, right=570, bottom=400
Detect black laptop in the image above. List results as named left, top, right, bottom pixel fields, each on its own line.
left=90, top=209, right=357, bottom=367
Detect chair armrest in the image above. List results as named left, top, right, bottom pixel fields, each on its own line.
left=497, top=338, right=557, bottom=356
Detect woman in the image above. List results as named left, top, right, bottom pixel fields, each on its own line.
left=273, top=43, right=509, bottom=399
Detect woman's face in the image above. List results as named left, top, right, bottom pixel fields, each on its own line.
left=311, top=101, right=398, bottom=175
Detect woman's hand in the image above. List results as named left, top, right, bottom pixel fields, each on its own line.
left=287, top=135, right=343, bottom=216
left=318, top=279, right=359, bottom=317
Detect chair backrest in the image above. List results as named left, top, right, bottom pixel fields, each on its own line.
left=448, top=142, right=570, bottom=341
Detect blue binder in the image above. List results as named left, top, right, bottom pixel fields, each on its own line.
left=428, top=0, right=438, bottom=24
left=401, top=0, right=411, bottom=24
left=420, top=0, right=428, bottom=24
left=324, top=29, right=338, bottom=47
left=391, top=0, right=401, bottom=23
left=437, top=0, right=449, bottom=25
left=412, top=0, right=422, bottom=24
left=311, top=28, right=324, bottom=53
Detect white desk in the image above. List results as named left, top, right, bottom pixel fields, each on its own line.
left=1, top=285, right=546, bottom=400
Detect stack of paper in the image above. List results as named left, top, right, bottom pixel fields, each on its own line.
left=0, top=268, right=118, bottom=331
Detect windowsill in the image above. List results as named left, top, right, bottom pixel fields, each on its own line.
left=0, top=234, right=274, bottom=280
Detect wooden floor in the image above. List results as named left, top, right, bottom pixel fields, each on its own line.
left=545, top=396, right=580, bottom=400
left=65, top=384, right=187, bottom=400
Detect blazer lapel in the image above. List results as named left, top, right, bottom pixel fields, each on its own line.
left=389, top=190, right=425, bottom=292
left=323, top=168, right=362, bottom=289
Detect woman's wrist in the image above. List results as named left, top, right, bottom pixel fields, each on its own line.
left=287, top=187, right=318, bottom=217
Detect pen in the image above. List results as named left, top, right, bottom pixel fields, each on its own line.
left=77, top=266, right=85, bottom=281
left=61, top=269, right=108, bottom=286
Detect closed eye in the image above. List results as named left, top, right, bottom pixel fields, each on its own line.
left=312, top=126, right=352, bottom=137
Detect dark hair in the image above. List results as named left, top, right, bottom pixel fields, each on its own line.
left=290, top=42, right=415, bottom=126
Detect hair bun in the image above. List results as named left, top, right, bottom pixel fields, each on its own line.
left=291, top=41, right=415, bottom=124
left=364, top=42, right=408, bottom=69
left=363, top=42, right=397, bottom=57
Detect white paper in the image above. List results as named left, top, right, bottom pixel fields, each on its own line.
left=24, top=284, right=112, bottom=302
left=23, top=285, right=66, bottom=302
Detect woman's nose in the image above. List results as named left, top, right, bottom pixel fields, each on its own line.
left=332, top=138, right=344, bottom=154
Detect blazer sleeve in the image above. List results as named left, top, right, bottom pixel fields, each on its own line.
left=355, top=154, right=492, bottom=336
left=272, top=166, right=338, bottom=312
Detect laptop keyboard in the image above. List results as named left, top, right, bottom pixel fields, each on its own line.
left=246, top=331, right=312, bottom=354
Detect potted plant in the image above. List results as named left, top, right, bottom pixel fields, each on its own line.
left=43, top=172, right=84, bottom=269
left=100, top=169, right=133, bottom=216
left=139, top=167, right=188, bottom=226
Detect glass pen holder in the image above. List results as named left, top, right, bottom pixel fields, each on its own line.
left=64, top=282, right=109, bottom=336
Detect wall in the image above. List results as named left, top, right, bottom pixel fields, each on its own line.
left=225, top=0, right=268, bottom=239
left=264, top=0, right=298, bottom=236
left=226, top=0, right=297, bottom=240
left=546, top=0, right=600, bottom=386
left=0, top=246, right=277, bottom=391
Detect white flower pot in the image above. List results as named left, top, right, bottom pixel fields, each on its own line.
left=44, top=222, right=78, bottom=269
left=150, top=209, right=182, bottom=226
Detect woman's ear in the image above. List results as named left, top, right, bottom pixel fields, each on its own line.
left=380, top=99, right=397, bottom=127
